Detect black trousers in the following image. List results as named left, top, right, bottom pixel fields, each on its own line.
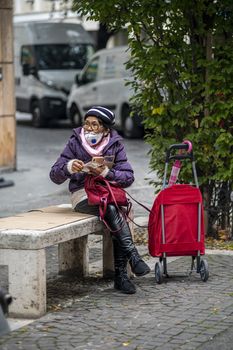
left=75, top=199, right=147, bottom=277
left=74, top=199, right=125, bottom=231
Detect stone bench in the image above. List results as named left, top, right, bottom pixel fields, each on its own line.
left=0, top=204, right=134, bottom=318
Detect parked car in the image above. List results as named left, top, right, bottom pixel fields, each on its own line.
left=14, top=21, right=95, bottom=127
left=67, top=45, right=144, bottom=138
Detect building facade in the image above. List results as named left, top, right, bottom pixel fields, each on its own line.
left=13, top=0, right=127, bottom=48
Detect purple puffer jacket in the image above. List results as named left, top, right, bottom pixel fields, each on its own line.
left=49, top=127, right=134, bottom=193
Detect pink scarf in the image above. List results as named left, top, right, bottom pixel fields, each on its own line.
left=80, top=127, right=110, bottom=156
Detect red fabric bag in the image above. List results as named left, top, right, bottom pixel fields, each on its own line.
left=84, top=175, right=131, bottom=221
left=148, top=184, right=205, bottom=257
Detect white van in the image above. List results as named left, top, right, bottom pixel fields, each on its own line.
left=67, top=46, right=143, bottom=138
left=14, top=22, right=94, bottom=127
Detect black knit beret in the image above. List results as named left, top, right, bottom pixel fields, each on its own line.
left=84, top=106, right=115, bottom=126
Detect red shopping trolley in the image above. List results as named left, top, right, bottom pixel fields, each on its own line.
left=148, top=142, right=209, bottom=283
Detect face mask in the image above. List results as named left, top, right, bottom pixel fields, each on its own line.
left=84, top=131, right=104, bottom=146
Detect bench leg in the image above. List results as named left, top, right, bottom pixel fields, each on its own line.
left=128, top=208, right=135, bottom=241
left=127, top=209, right=135, bottom=277
left=58, top=236, right=89, bottom=277
left=102, top=228, right=114, bottom=278
left=0, top=248, right=46, bottom=318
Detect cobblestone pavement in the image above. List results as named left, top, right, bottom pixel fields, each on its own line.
left=1, top=250, right=233, bottom=350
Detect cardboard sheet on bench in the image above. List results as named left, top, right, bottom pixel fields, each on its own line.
left=0, top=206, right=94, bottom=230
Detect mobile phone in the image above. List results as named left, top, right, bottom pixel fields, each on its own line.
left=92, top=156, right=104, bottom=165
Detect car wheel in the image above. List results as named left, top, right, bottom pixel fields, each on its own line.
left=31, top=101, right=47, bottom=128
left=122, top=105, right=144, bottom=139
left=70, top=104, right=82, bottom=127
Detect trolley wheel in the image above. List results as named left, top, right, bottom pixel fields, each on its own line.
left=155, top=262, right=164, bottom=284
left=200, top=259, right=209, bottom=282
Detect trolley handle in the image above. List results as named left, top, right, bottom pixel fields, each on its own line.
left=165, top=143, right=194, bottom=162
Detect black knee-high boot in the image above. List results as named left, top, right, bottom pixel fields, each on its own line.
left=112, top=237, right=136, bottom=294
left=105, top=204, right=150, bottom=277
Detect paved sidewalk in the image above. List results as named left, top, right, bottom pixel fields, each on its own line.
left=1, top=248, right=233, bottom=350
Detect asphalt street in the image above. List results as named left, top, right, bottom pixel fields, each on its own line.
left=0, top=116, right=233, bottom=349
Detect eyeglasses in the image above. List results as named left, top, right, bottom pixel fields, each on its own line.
left=83, top=121, right=103, bottom=132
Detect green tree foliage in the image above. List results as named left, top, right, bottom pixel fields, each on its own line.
left=73, top=0, right=233, bottom=236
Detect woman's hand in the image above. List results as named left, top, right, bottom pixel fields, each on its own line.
left=89, top=165, right=107, bottom=177
left=71, top=160, right=84, bottom=173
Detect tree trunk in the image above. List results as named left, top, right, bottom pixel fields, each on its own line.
left=0, top=0, right=16, bottom=171
left=96, top=23, right=114, bottom=50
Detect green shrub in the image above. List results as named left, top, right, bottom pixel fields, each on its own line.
left=73, top=0, right=233, bottom=236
